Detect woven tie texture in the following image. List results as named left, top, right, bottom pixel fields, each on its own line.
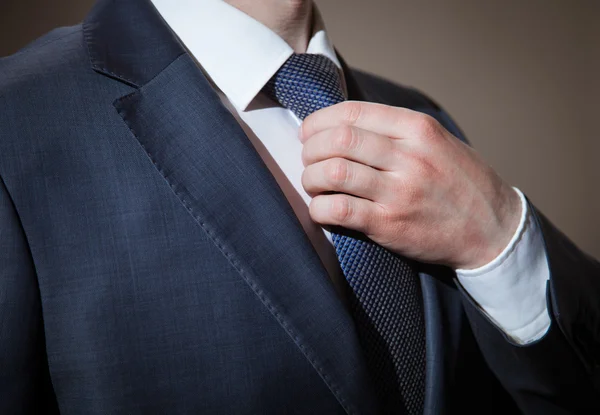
left=263, top=53, right=427, bottom=415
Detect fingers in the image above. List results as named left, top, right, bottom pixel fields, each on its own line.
left=309, top=193, right=383, bottom=235
left=302, top=157, right=388, bottom=202
left=301, top=125, right=397, bottom=171
left=300, top=101, right=441, bottom=143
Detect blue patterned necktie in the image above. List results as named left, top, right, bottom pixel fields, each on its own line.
left=264, top=54, right=426, bottom=415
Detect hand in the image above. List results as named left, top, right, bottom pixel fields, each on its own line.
left=299, top=101, right=522, bottom=270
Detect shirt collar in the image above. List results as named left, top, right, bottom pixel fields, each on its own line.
left=151, top=0, right=342, bottom=111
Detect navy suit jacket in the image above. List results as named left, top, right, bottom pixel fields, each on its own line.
left=1, top=0, right=599, bottom=413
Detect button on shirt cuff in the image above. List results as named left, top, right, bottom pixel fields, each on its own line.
left=455, top=187, right=551, bottom=345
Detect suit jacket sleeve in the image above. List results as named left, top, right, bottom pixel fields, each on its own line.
left=0, top=175, right=58, bottom=413
left=460, top=205, right=600, bottom=414
left=429, top=100, right=600, bottom=413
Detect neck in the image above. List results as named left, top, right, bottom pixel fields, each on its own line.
left=224, top=0, right=313, bottom=52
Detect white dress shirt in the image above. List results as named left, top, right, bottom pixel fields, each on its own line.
left=150, top=0, right=551, bottom=344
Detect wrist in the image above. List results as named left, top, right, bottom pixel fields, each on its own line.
left=458, top=184, right=523, bottom=270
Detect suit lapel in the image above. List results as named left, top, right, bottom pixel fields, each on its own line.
left=84, top=1, right=378, bottom=413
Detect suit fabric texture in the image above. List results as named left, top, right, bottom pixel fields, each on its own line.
left=0, top=0, right=599, bottom=414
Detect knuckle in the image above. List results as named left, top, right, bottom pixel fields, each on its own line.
left=341, top=101, right=363, bottom=125
left=406, top=149, right=438, bottom=181
left=414, top=113, right=440, bottom=139
left=326, top=158, right=350, bottom=186
left=331, top=196, right=353, bottom=223
left=333, top=125, right=357, bottom=152
left=404, top=178, right=426, bottom=207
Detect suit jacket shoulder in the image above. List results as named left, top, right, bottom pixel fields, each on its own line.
left=0, top=25, right=85, bottom=146
left=0, top=24, right=134, bottom=179
left=0, top=25, right=84, bottom=92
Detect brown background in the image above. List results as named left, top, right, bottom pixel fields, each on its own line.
left=1, top=0, right=598, bottom=257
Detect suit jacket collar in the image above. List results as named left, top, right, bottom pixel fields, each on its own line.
left=83, top=0, right=369, bottom=101
left=83, top=0, right=350, bottom=92
left=83, top=0, right=185, bottom=88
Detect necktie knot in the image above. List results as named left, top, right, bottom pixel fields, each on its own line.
left=264, top=53, right=345, bottom=120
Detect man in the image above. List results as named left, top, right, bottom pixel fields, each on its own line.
left=0, top=0, right=598, bottom=413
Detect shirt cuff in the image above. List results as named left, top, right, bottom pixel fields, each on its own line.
left=455, top=187, right=551, bottom=344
